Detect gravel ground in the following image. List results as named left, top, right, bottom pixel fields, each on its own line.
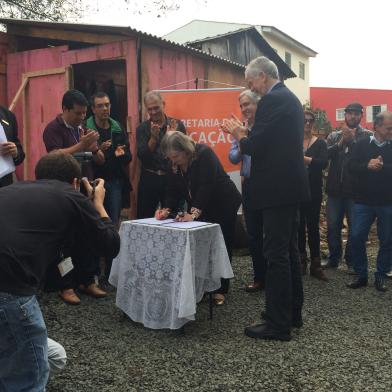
left=42, top=242, right=392, bottom=392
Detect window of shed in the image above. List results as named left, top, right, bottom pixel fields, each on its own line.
left=285, top=51, right=292, bottom=68
left=299, top=62, right=305, bottom=79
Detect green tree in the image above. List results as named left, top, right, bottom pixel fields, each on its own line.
left=0, top=0, right=207, bottom=22
left=0, top=0, right=84, bottom=21
left=303, top=102, right=333, bottom=136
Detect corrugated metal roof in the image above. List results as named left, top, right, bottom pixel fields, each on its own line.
left=0, top=18, right=245, bottom=70
left=184, top=26, right=296, bottom=79
left=164, top=20, right=317, bottom=57
left=164, top=20, right=250, bottom=44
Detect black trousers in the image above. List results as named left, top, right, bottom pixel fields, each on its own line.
left=298, top=197, right=322, bottom=259
left=44, top=250, right=98, bottom=292
left=263, top=204, right=303, bottom=332
left=242, top=179, right=266, bottom=284
left=137, top=171, right=167, bottom=219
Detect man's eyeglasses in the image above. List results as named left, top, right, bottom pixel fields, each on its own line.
left=95, top=103, right=111, bottom=109
left=304, top=118, right=315, bottom=124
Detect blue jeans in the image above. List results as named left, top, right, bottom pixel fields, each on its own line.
left=326, top=196, right=354, bottom=266
left=351, top=204, right=392, bottom=280
left=104, top=177, right=124, bottom=227
left=0, top=293, right=49, bottom=391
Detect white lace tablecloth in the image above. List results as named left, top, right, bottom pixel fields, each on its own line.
left=109, top=221, right=233, bottom=329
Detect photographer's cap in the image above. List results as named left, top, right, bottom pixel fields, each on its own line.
left=345, top=102, right=363, bottom=113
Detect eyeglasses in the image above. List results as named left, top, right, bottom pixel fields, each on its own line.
left=304, top=118, right=314, bottom=124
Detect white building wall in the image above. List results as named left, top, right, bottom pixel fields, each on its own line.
left=261, top=34, right=310, bottom=105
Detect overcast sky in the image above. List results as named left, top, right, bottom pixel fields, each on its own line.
left=84, top=0, right=390, bottom=90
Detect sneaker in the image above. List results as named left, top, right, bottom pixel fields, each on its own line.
left=320, top=258, right=329, bottom=268
left=346, top=277, right=368, bottom=289
left=375, top=275, right=387, bottom=292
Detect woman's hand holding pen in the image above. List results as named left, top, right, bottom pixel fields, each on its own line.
left=155, top=208, right=170, bottom=220
left=175, top=212, right=194, bottom=222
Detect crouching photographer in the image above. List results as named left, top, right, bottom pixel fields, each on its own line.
left=0, top=152, right=120, bottom=391
left=43, top=89, right=107, bottom=304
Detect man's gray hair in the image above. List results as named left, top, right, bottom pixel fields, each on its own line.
left=245, top=56, right=279, bottom=80
left=238, top=89, right=260, bottom=103
left=143, top=90, right=163, bottom=105
left=374, top=111, right=392, bottom=128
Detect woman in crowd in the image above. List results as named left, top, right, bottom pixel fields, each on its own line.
left=156, top=131, right=242, bottom=305
left=299, top=110, right=329, bottom=281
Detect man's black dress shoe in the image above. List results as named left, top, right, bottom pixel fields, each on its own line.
left=245, top=282, right=264, bottom=293
left=375, top=276, right=387, bottom=292
left=244, top=323, right=291, bottom=341
left=346, top=278, right=368, bottom=289
left=260, top=311, right=303, bottom=328
left=322, top=262, right=338, bottom=270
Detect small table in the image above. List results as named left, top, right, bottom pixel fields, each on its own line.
left=109, top=219, right=233, bottom=330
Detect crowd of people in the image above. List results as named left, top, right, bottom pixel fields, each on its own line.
left=1, top=54, right=392, bottom=390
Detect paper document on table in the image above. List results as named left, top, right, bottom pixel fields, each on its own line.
left=161, top=221, right=213, bottom=229
left=132, top=217, right=176, bottom=225
left=0, top=122, right=15, bottom=179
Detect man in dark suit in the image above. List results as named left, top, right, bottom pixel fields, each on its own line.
left=0, top=106, right=25, bottom=187
left=224, top=56, right=310, bottom=341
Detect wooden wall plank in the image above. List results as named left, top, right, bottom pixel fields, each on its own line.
left=0, top=33, right=8, bottom=105
left=62, top=41, right=126, bottom=65
left=7, top=25, right=126, bottom=45
left=123, top=39, right=138, bottom=218
left=6, top=46, right=67, bottom=180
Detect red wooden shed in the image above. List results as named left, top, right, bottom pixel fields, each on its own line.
left=0, top=18, right=245, bottom=212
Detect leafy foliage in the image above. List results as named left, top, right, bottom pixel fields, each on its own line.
left=0, top=0, right=85, bottom=21
left=304, top=102, right=333, bottom=135
left=0, top=0, right=208, bottom=22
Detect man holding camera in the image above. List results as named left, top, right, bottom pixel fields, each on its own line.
left=43, top=89, right=107, bottom=304
left=0, top=152, right=120, bottom=391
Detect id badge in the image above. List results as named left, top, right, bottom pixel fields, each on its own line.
left=58, top=257, right=74, bottom=277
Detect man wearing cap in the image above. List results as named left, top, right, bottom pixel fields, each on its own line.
left=325, top=103, right=372, bottom=270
